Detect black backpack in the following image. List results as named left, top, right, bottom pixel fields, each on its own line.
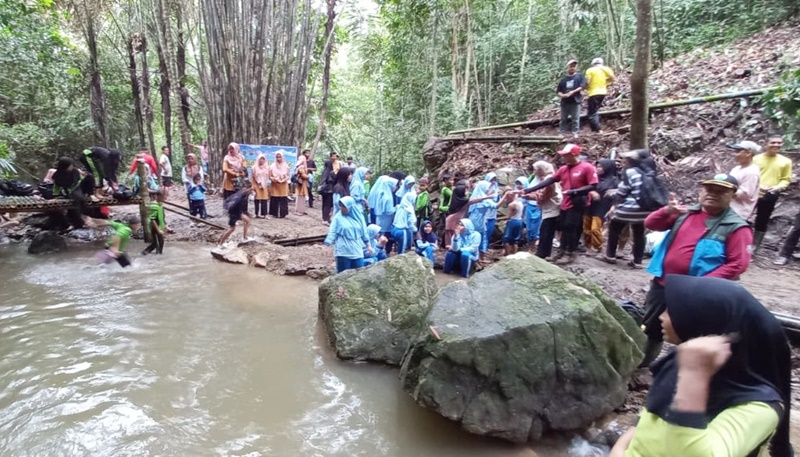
left=633, top=167, right=669, bottom=211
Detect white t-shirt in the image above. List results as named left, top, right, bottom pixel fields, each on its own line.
left=729, top=163, right=760, bottom=221
left=159, top=154, right=172, bottom=177
left=509, top=200, right=524, bottom=220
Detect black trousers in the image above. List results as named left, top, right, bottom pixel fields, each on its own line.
left=254, top=199, right=268, bottom=217
left=559, top=207, right=584, bottom=253
left=189, top=200, right=207, bottom=219
left=222, top=189, right=236, bottom=201
left=587, top=95, right=605, bottom=132
left=780, top=211, right=800, bottom=257
left=79, top=155, right=105, bottom=188
left=536, top=216, right=559, bottom=259
left=143, top=232, right=164, bottom=255
left=640, top=279, right=667, bottom=367
left=66, top=174, right=96, bottom=227
left=321, top=192, right=333, bottom=222
left=307, top=182, right=314, bottom=207
left=269, top=196, right=288, bottom=218
left=607, top=220, right=645, bottom=263
left=754, top=192, right=780, bottom=232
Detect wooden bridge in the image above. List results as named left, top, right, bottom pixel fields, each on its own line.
left=0, top=196, right=143, bottom=213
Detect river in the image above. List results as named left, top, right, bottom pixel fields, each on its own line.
left=0, top=243, right=575, bottom=457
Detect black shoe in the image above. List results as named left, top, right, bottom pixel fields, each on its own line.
left=638, top=339, right=664, bottom=368
left=140, top=249, right=148, bottom=256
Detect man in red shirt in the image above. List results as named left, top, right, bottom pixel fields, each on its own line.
left=639, top=172, right=752, bottom=366
left=524, top=143, right=598, bottom=264
left=127, top=150, right=159, bottom=177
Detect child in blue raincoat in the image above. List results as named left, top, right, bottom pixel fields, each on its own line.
left=391, top=192, right=418, bottom=254
left=324, top=196, right=373, bottom=273
left=415, top=220, right=437, bottom=262
left=482, top=173, right=501, bottom=253
left=444, top=218, right=481, bottom=277
left=363, top=224, right=388, bottom=266
left=466, top=180, right=495, bottom=262
left=367, top=175, right=399, bottom=249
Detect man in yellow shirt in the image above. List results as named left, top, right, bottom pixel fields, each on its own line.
left=584, top=57, right=615, bottom=132
left=752, top=133, right=792, bottom=251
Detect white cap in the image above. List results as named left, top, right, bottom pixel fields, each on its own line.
left=591, top=57, right=604, bottom=65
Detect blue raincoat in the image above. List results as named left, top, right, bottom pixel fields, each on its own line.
left=368, top=176, right=399, bottom=232
left=324, top=196, right=370, bottom=260
left=444, top=218, right=481, bottom=277
left=517, top=176, right=542, bottom=242
left=466, top=181, right=494, bottom=252
left=481, top=173, right=501, bottom=251
left=415, top=219, right=437, bottom=262
left=392, top=192, right=418, bottom=254
left=363, top=223, right=387, bottom=266
left=395, top=175, right=416, bottom=200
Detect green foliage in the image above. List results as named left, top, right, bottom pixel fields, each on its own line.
left=0, top=140, right=16, bottom=177
left=761, top=68, right=800, bottom=146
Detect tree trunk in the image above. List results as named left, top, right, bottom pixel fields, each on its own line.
left=156, top=42, right=172, bottom=155
left=630, top=0, right=652, bottom=149
left=176, top=9, right=190, bottom=131
left=127, top=35, right=146, bottom=148
left=135, top=33, right=157, bottom=155
left=309, top=0, right=337, bottom=159
left=429, top=13, right=438, bottom=136
left=86, top=19, right=108, bottom=146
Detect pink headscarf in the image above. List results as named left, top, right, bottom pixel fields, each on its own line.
left=252, top=153, right=270, bottom=187
left=224, top=142, right=244, bottom=170
left=270, top=151, right=289, bottom=178
left=295, top=154, right=307, bottom=172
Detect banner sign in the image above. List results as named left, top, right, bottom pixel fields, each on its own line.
left=239, top=144, right=298, bottom=173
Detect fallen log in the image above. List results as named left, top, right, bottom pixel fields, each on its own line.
left=162, top=206, right=226, bottom=230
left=273, top=234, right=327, bottom=247
left=448, top=86, right=778, bottom=135
left=162, top=200, right=192, bottom=212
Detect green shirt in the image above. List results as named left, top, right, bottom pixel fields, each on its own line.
left=625, top=403, right=778, bottom=457
left=416, top=190, right=431, bottom=221
left=107, top=220, right=132, bottom=252
left=440, top=186, right=453, bottom=213
left=149, top=203, right=166, bottom=231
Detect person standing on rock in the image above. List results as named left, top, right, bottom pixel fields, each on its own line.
left=268, top=151, right=290, bottom=218
left=324, top=196, right=372, bottom=273
left=443, top=219, right=481, bottom=278
left=524, top=144, right=597, bottom=264
left=584, top=57, right=615, bottom=133
left=752, top=133, right=792, bottom=252
left=610, top=275, right=793, bottom=457
left=557, top=60, right=586, bottom=138
left=639, top=174, right=752, bottom=367
left=727, top=141, right=761, bottom=221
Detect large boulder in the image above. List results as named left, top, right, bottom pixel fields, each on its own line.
left=28, top=231, right=66, bottom=254
left=492, top=167, right=527, bottom=187
left=211, top=247, right=250, bottom=264
left=399, top=253, right=645, bottom=443
left=318, top=252, right=438, bottom=366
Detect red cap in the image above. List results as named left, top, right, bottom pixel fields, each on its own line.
left=557, top=143, right=582, bottom=156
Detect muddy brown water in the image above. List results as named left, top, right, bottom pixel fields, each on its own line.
left=0, top=243, right=577, bottom=457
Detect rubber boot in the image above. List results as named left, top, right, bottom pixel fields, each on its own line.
left=753, top=230, right=765, bottom=255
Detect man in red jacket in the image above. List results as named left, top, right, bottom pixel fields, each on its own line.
left=128, top=150, right=158, bottom=177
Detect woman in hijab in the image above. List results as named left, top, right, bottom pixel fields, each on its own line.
left=391, top=191, right=418, bottom=254
left=415, top=220, right=437, bottom=262
left=294, top=153, right=309, bottom=216
left=604, top=149, right=656, bottom=268
left=481, top=173, right=501, bottom=254
left=222, top=142, right=246, bottom=200
left=333, top=167, right=354, bottom=215
left=250, top=153, right=270, bottom=218
left=611, top=275, right=793, bottom=457
left=368, top=175, right=400, bottom=251
left=444, top=179, right=493, bottom=248
left=268, top=151, right=290, bottom=218
left=527, top=161, right=562, bottom=258
left=182, top=153, right=204, bottom=194
left=466, top=180, right=496, bottom=263
left=318, top=159, right=336, bottom=224
left=52, top=157, right=95, bottom=229
left=395, top=175, right=416, bottom=202
left=584, top=159, right=618, bottom=254
left=323, top=196, right=372, bottom=273
left=443, top=219, right=481, bottom=278
left=363, top=223, right=388, bottom=266
left=350, top=167, right=371, bottom=219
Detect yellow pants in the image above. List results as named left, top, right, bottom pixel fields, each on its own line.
left=582, top=215, right=604, bottom=251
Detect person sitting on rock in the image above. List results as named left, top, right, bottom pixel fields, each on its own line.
left=444, top=219, right=481, bottom=278
left=639, top=173, right=752, bottom=367
left=415, top=220, right=437, bottom=262
left=324, top=196, right=373, bottom=273
left=391, top=191, right=418, bottom=254
left=610, top=275, right=792, bottom=457
left=363, top=223, right=388, bottom=266
left=217, top=182, right=254, bottom=247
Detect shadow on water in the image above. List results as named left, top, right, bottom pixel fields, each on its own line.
left=0, top=243, right=574, bottom=457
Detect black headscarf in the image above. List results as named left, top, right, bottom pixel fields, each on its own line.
left=647, top=275, right=793, bottom=457
left=319, top=160, right=335, bottom=193
left=388, top=171, right=407, bottom=182
left=595, top=159, right=619, bottom=194
left=333, top=167, right=354, bottom=197
left=448, top=179, right=470, bottom=214
left=52, top=157, right=80, bottom=191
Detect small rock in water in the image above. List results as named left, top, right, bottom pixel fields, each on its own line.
left=210, top=247, right=250, bottom=264
left=28, top=231, right=66, bottom=254
left=568, top=436, right=608, bottom=457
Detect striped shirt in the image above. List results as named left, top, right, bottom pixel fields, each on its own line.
left=614, top=168, right=651, bottom=223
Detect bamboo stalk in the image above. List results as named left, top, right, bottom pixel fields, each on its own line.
left=162, top=205, right=227, bottom=230
left=447, top=86, right=778, bottom=135
left=162, top=200, right=192, bottom=212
